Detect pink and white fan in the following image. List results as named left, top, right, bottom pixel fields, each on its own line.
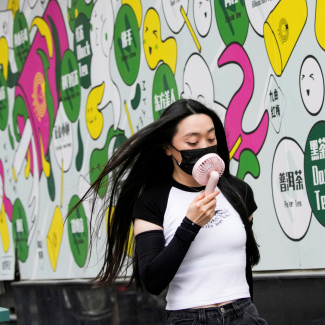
left=192, top=153, right=225, bottom=195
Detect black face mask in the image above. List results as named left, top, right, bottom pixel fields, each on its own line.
left=170, top=144, right=218, bottom=175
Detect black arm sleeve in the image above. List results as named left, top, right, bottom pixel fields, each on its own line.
left=135, top=216, right=201, bottom=296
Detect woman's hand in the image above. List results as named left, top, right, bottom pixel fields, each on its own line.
left=186, top=190, right=221, bottom=227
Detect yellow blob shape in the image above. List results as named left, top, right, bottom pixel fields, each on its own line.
left=30, top=17, right=53, bottom=58
left=12, top=166, right=17, bottom=182
left=67, top=11, right=70, bottom=21
left=0, top=37, right=9, bottom=80
left=143, top=9, right=177, bottom=74
left=0, top=203, right=10, bottom=253
left=46, top=206, right=64, bottom=271
left=106, top=207, right=133, bottom=257
left=24, top=148, right=31, bottom=179
left=86, top=83, right=104, bottom=139
left=7, top=0, right=19, bottom=18
left=39, top=132, right=50, bottom=178
left=316, top=0, right=325, bottom=50
left=264, top=0, right=307, bottom=76
left=75, top=8, right=78, bottom=19
left=122, top=0, right=142, bottom=28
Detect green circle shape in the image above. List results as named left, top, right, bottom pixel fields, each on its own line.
left=68, top=195, right=89, bottom=267
left=60, top=50, right=81, bottom=122
left=12, top=199, right=29, bottom=262
left=0, top=70, right=8, bottom=131
left=13, top=11, right=30, bottom=72
left=114, top=4, right=141, bottom=85
left=304, top=121, right=325, bottom=227
left=73, top=13, right=92, bottom=89
left=67, top=0, right=93, bottom=32
left=214, top=0, right=249, bottom=46
left=152, top=64, right=178, bottom=121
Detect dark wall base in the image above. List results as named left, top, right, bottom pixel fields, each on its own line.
left=0, top=276, right=323, bottom=324
left=254, top=276, right=325, bottom=325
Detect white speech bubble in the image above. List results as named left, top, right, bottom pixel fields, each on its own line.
left=52, top=103, right=73, bottom=172
left=264, top=75, right=286, bottom=133
left=245, top=0, right=279, bottom=37
left=90, top=0, right=121, bottom=130
left=181, top=53, right=226, bottom=123
left=272, top=138, right=311, bottom=240
left=300, top=56, right=324, bottom=116
left=162, top=0, right=189, bottom=33
left=36, top=231, right=44, bottom=269
left=194, top=0, right=212, bottom=37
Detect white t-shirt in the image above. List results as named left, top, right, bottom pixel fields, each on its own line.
left=133, top=175, right=257, bottom=310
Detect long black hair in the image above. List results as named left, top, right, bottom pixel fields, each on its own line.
left=66, top=98, right=260, bottom=289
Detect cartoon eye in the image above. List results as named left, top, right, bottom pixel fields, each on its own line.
left=2, top=22, right=7, bottom=35
left=153, top=30, right=158, bottom=38
left=301, top=74, right=305, bottom=80
left=199, top=1, right=202, bottom=7
left=145, top=26, right=148, bottom=32
left=310, top=74, right=314, bottom=80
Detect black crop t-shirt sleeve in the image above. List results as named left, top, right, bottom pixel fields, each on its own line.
left=132, top=182, right=172, bottom=228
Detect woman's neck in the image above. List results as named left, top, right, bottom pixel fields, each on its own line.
left=171, top=169, right=203, bottom=187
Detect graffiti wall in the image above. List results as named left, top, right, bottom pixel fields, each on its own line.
left=0, top=0, right=324, bottom=280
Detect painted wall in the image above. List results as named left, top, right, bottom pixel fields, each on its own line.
left=0, top=0, right=324, bottom=280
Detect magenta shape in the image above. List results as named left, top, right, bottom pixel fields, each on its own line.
left=0, top=160, right=13, bottom=221
left=218, top=43, right=269, bottom=160
left=15, top=0, right=69, bottom=178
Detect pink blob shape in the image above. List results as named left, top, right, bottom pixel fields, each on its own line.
left=15, top=0, right=69, bottom=178
left=218, top=43, right=269, bottom=160
left=0, top=160, right=13, bottom=221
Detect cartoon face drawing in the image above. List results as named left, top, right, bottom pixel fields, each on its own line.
left=162, top=0, right=188, bottom=33
left=143, top=9, right=177, bottom=73
left=85, top=83, right=104, bottom=139
left=89, top=0, right=121, bottom=130
left=90, top=0, right=113, bottom=62
left=0, top=10, right=18, bottom=73
left=300, top=56, right=324, bottom=115
left=181, top=54, right=226, bottom=123
left=0, top=11, right=13, bottom=46
left=143, top=9, right=161, bottom=67
left=194, top=0, right=212, bottom=37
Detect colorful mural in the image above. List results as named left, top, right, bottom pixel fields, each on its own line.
left=0, top=0, right=325, bottom=280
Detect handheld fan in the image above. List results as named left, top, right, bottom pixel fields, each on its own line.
left=192, top=153, right=225, bottom=196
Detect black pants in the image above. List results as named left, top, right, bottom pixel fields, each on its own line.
left=165, top=298, right=268, bottom=325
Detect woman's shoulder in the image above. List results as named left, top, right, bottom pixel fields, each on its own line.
left=136, top=179, right=172, bottom=204
left=133, top=179, right=173, bottom=226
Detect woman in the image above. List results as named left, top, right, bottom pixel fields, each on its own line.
left=68, top=99, right=267, bottom=325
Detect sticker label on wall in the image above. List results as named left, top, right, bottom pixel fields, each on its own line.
left=305, top=121, right=325, bottom=227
